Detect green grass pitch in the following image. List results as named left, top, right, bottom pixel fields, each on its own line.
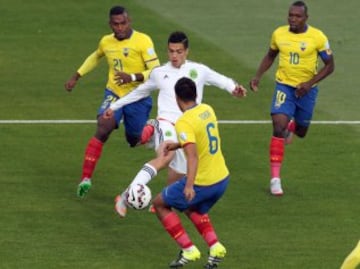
left=0, top=0, right=359, bottom=268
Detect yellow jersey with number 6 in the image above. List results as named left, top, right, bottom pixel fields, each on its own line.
left=175, top=103, right=229, bottom=186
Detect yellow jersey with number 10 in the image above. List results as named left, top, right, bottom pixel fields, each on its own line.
left=271, top=25, right=332, bottom=87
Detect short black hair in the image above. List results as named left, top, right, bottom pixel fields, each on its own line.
left=109, top=6, right=127, bottom=16
left=168, top=31, right=189, bottom=49
left=291, top=1, right=308, bottom=15
left=175, top=77, right=197, bottom=102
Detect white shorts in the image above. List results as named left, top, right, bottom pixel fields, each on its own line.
left=154, top=119, right=187, bottom=174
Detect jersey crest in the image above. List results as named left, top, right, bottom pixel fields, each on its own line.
left=300, top=42, right=307, bottom=51
left=122, top=48, right=129, bottom=57
left=189, top=69, right=198, bottom=79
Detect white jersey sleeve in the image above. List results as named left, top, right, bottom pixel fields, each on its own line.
left=202, top=64, right=237, bottom=94
left=109, top=76, right=158, bottom=111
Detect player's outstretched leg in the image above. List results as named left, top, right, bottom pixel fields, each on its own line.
left=76, top=137, right=103, bottom=197
left=169, top=246, right=201, bottom=268
left=204, top=242, right=226, bottom=269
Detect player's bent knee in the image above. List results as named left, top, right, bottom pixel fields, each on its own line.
left=126, top=133, right=141, bottom=147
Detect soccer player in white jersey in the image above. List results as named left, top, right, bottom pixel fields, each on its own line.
left=103, top=31, right=247, bottom=217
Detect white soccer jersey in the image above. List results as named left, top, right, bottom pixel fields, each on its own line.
left=109, top=60, right=237, bottom=123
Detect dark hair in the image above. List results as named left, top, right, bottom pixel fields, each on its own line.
left=168, top=31, right=189, bottom=49
left=175, top=77, right=197, bottom=102
left=109, top=6, right=127, bottom=16
left=291, top=1, right=308, bottom=15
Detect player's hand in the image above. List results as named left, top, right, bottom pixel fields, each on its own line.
left=103, top=108, right=114, bottom=119
left=232, top=85, right=247, bottom=98
left=183, top=185, right=195, bottom=201
left=249, top=78, right=259, bottom=92
left=115, top=71, right=132, bottom=85
left=295, top=82, right=312, bottom=98
left=163, top=141, right=180, bottom=155
left=64, top=78, right=77, bottom=92
left=64, top=73, right=81, bottom=92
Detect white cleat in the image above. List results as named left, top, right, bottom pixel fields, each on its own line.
left=270, top=177, right=284, bottom=196
left=114, top=193, right=128, bottom=217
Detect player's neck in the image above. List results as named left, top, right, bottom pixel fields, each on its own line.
left=115, top=29, right=133, bottom=41
left=182, top=102, right=197, bottom=111
left=290, top=24, right=308, bottom=34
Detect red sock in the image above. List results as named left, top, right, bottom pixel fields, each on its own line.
left=161, top=212, right=193, bottom=249
left=288, top=120, right=296, bottom=133
left=140, top=125, right=154, bottom=144
left=269, top=136, right=285, bottom=179
left=81, top=137, right=103, bottom=180
left=189, top=212, right=218, bottom=247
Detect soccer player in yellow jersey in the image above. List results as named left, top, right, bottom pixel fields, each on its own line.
left=64, top=6, right=160, bottom=198
left=250, top=1, right=335, bottom=196
left=152, top=78, right=229, bottom=269
left=341, top=240, right=360, bottom=269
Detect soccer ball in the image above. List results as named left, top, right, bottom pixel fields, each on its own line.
left=126, top=184, right=152, bottom=210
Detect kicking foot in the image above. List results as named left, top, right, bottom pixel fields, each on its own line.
left=114, top=192, right=128, bottom=217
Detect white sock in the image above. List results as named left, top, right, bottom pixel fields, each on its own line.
left=130, top=163, right=157, bottom=186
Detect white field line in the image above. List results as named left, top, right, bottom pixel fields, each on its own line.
left=0, top=120, right=360, bottom=125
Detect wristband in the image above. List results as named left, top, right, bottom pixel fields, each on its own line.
left=130, top=74, right=136, bottom=82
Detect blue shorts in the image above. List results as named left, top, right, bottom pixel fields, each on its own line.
left=162, top=176, right=229, bottom=214
left=270, top=82, right=318, bottom=127
left=97, top=89, right=152, bottom=137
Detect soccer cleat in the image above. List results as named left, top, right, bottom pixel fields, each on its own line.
left=169, top=246, right=201, bottom=268
left=77, top=178, right=92, bottom=198
left=270, top=177, right=284, bottom=196
left=114, top=193, right=128, bottom=217
left=204, top=242, right=227, bottom=269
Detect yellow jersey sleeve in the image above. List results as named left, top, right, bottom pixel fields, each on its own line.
left=77, top=50, right=103, bottom=76
left=176, top=104, right=229, bottom=186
